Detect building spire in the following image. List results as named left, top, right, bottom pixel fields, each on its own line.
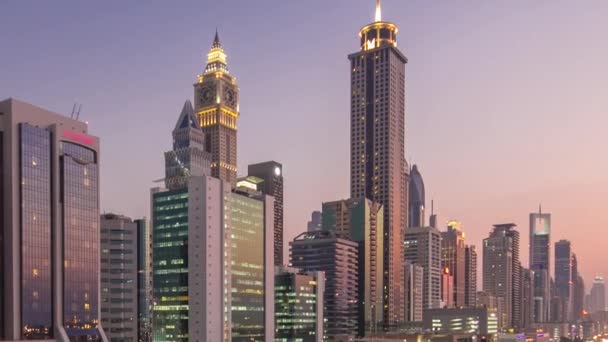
left=375, top=0, right=382, bottom=22
left=539, top=203, right=542, bottom=214
left=212, top=28, right=221, bottom=49
left=204, top=29, right=228, bottom=75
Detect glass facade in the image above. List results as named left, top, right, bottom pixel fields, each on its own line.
left=19, top=124, right=53, bottom=339
left=61, top=141, right=100, bottom=341
left=152, top=190, right=189, bottom=342
left=226, top=193, right=265, bottom=341
left=275, top=272, right=318, bottom=342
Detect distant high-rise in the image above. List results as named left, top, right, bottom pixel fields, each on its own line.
left=193, top=31, right=240, bottom=184
left=441, top=267, right=454, bottom=308
left=483, top=224, right=521, bottom=330
left=554, top=240, right=573, bottom=320
left=521, top=268, right=535, bottom=329
left=404, top=226, right=442, bottom=309
left=248, top=161, right=284, bottom=266
left=589, top=276, right=606, bottom=314
left=571, top=254, right=585, bottom=320
left=321, top=198, right=384, bottom=336
left=530, top=207, right=551, bottom=323
left=441, top=221, right=466, bottom=307
left=404, top=263, right=424, bottom=322
left=290, top=231, right=359, bottom=340
left=408, top=164, right=425, bottom=228
left=349, top=0, right=408, bottom=325
left=0, top=98, right=108, bottom=341
left=100, top=214, right=152, bottom=342
left=274, top=267, right=324, bottom=342
left=307, top=210, right=322, bottom=232
left=465, top=245, right=478, bottom=308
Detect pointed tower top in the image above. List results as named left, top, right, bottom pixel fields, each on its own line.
left=539, top=203, right=542, bottom=214
left=212, top=28, right=221, bottom=49
left=174, top=99, right=200, bottom=130
left=375, top=0, right=382, bottom=22
left=203, top=29, right=229, bottom=75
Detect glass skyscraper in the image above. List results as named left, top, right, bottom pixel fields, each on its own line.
left=530, top=207, right=551, bottom=323
left=152, top=95, right=275, bottom=342
left=274, top=267, right=324, bottom=342
left=0, top=98, right=107, bottom=341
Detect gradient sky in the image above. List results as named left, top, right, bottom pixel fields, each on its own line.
left=2, top=1, right=607, bottom=288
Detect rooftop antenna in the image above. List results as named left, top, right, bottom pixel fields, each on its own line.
left=76, top=104, right=82, bottom=121
left=375, top=0, right=382, bottom=22
left=70, top=103, right=77, bottom=119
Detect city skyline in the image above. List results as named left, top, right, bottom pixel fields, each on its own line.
left=1, top=0, right=608, bottom=287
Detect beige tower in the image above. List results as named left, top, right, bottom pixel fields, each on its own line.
left=194, top=31, right=239, bottom=184
left=349, top=0, right=408, bottom=327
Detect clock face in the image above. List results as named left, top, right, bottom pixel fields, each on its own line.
left=223, top=87, right=237, bottom=108
left=199, top=85, right=216, bottom=106
left=274, top=166, right=281, bottom=176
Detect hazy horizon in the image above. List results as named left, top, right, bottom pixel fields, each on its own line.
left=2, top=0, right=607, bottom=288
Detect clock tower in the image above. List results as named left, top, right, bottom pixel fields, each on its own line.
left=194, top=30, right=239, bottom=184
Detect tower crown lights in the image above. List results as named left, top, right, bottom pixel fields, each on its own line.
left=359, top=0, right=398, bottom=51
left=202, top=29, right=229, bottom=76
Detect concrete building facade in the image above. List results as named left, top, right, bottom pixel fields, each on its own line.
left=100, top=214, right=152, bottom=342
left=290, top=231, right=359, bottom=341
left=404, top=226, right=442, bottom=309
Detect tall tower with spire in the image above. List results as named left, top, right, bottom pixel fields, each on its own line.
left=529, top=205, right=551, bottom=323
left=349, top=0, right=409, bottom=327
left=194, top=31, right=240, bottom=184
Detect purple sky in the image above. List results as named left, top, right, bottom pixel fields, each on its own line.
left=2, top=0, right=607, bottom=288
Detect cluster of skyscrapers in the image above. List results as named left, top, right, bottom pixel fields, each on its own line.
left=1, top=1, right=607, bottom=342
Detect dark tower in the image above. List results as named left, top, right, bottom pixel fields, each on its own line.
left=247, top=161, right=284, bottom=266
left=408, top=165, right=425, bottom=227
left=349, top=0, right=408, bottom=326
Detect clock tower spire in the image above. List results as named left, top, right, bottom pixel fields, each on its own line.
left=194, top=30, right=240, bottom=185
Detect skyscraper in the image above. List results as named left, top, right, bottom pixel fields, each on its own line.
left=554, top=240, right=573, bottom=320
left=307, top=210, right=322, bottom=232
left=0, top=98, right=108, bottom=341
left=152, top=100, right=275, bottom=342
left=194, top=31, right=239, bottom=184
left=164, top=100, right=211, bottom=189
left=349, top=0, right=408, bottom=326
left=571, top=254, right=585, bottom=320
left=483, top=224, right=521, bottom=330
left=322, top=197, right=385, bottom=336
left=464, top=245, right=478, bottom=308
left=274, top=267, right=324, bottom=342
left=404, top=226, right=442, bottom=309
left=441, top=221, right=466, bottom=308
left=248, top=161, right=284, bottom=266
left=408, top=164, right=425, bottom=228
left=100, top=214, right=152, bottom=342
left=290, top=231, right=359, bottom=340
left=589, top=276, right=606, bottom=314
left=404, top=262, right=424, bottom=322
left=530, top=207, right=551, bottom=323
left=521, top=268, right=535, bottom=329
left=441, top=267, right=454, bottom=308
